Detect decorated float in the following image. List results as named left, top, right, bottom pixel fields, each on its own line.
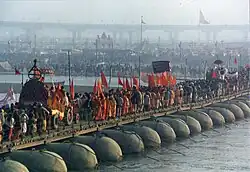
left=19, top=59, right=79, bottom=129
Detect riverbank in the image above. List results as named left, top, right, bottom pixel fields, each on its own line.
left=0, top=83, right=100, bottom=93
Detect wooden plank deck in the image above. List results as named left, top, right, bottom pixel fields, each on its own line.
left=0, top=91, right=249, bottom=154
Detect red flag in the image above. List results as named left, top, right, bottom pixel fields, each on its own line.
left=15, top=68, right=21, bottom=75
left=70, top=79, right=75, bottom=100
left=101, top=71, right=108, bottom=88
left=39, top=76, right=45, bottom=82
left=93, top=79, right=98, bottom=94
left=212, top=71, right=217, bottom=78
left=123, top=78, right=126, bottom=90
left=234, top=57, right=237, bottom=64
left=117, top=72, right=123, bottom=86
left=133, top=76, right=139, bottom=89
left=126, top=78, right=131, bottom=90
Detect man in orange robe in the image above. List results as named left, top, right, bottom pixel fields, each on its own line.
left=110, top=95, right=117, bottom=118
left=94, top=96, right=102, bottom=121
left=123, top=93, right=129, bottom=115
left=101, top=96, right=107, bottom=120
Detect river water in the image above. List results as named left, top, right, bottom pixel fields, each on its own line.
left=0, top=74, right=192, bottom=87
left=100, top=121, right=250, bottom=172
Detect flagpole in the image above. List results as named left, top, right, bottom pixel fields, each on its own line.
left=67, top=50, right=71, bottom=92
left=139, top=16, right=143, bottom=87
left=184, top=58, right=187, bottom=81
left=21, top=73, right=24, bottom=87
left=249, top=0, right=250, bottom=24
left=109, top=65, right=112, bottom=89
left=204, top=60, right=207, bottom=80
left=198, top=10, right=201, bottom=43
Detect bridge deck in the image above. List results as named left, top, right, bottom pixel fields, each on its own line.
left=0, top=91, right=248, bottom=154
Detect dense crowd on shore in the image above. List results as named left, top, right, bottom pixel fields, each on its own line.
left=1, top=40, right=249, bottom=77
left=1, top=51, right=206, bottom=77
left=0, top=67, right=249, bottom=145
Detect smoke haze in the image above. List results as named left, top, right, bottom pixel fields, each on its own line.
left=0, top=0, right=248, bottom=24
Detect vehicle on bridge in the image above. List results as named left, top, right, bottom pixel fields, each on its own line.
left=18, top=59, right=79, bottom=129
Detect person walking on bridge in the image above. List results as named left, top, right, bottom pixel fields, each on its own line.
left=6, top=113, right=14, bottom=141
left=20, top=109, right=29, bottom=138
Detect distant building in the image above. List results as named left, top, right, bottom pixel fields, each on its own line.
left=96, top=32, right=113, bottom=49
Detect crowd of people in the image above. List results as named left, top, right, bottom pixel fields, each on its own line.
left=0, top=67, right=248, bottom=145
left=0, top=39, right=249, bottom=145
left=1, top=50, right=206, bottom=78
left=2, top=40, right=249, bottom=78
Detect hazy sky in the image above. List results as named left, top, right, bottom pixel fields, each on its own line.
left=0, top=0, right=248, bottom=24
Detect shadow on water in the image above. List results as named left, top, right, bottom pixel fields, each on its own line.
left=99, top=120, right=250, bottom=172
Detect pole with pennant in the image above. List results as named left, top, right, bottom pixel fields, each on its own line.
left=198, top=10, right=210, bottom=43
left=15, top=68, right=23, bottom=87
left=139, top=16, right=146, bottom=87
left=61, top=49, right=72, bottom=92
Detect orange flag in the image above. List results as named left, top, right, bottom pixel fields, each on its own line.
left=52, top=84, right=62, bottom=105
left=171, top=76, right=177, bottom=86
left=126, top=78, right=131, bottom=90
left=161, top=72, right=167, bottom=86
left=97, top=78, right=104, bottom=97
left=148, top=74, right=156, bottom=88
left=163, top=72, right=169, bottom=86
left=133, top=76, right=139, bottom=89
left=101, top=71, right=108, bottom=88
left=156, top=74, right=161, bottom=86
left=169, top=74, right=174, bottom=86
left=93, top=79, right=98, bottom=94
left=117, top=72, right=123, bottom=86
left=69, top=79, right=75, bottom=100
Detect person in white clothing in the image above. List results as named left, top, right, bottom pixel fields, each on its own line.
left=20, top=109, right=29, bottom=136
left=144, top=93, right=150, bottom=112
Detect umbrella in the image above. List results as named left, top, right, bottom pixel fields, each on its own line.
left=213, top=60, right=223, bottom=65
